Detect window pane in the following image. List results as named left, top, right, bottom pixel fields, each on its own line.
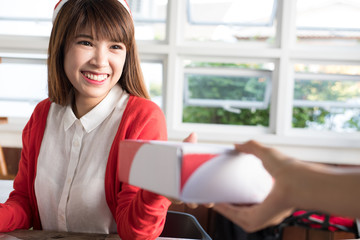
left=185, top=0, right=277, bottom=44
left=296, top=0, right=360, bottom=47
left=0, top=0, right=57, bottom=36
left=129, top=0, right=168, bottom=41
left=292, top=63, right=360, bottom=132
left=141, top=61, right=163, bottom=108
left=183, top=60, right=274, bottom=126
left=0, top=58, right=48, bottom=118
left=0, top=0, right=168, bottom=40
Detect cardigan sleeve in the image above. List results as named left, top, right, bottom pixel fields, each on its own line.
left=0, top=122, right=32, bottom=231
left=0, top=100, right=50, bottom=232
left=115, top=98, right=171, bottom=240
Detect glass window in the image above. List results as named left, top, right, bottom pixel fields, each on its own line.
left=0, top=57, right=48, bottom=118
left=183, top=60, right=274, bottom=126
left=292, top=63, right=360, bottom=132
left=141, top=61, right=163, bottom=108
left=129, top=0, right=168, bottom=41
left=0, top=0, right=168, bottom=41
left=296, top=0, right=360, bottom=47
left=0, top=0, right=57, bottom=36
left=185, top=0, right=277, bottom=44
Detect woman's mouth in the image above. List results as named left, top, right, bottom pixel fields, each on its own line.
left=83, top=72, right=109, bottom=81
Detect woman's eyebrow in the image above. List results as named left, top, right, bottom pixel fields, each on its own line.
left=75, top=34, right=93, bottom=39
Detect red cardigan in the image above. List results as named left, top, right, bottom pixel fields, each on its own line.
left=0, top=96, right=171, bottom=240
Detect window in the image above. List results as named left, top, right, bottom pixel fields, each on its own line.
left=296, top=0, right=360, bottom=47
left=141, top=61, right=164, bottom=108
left=185, top=0, right=277, bottom=44
left=0, top=0, right=168, bottom=122
left=129, top=0, right=168, bottom=41
left=182, top=60, right=273, bottom=126
left=0, top=0, right=56, bottom=36
left=1, top=0, right=360, bottom=158
left=292, top=63, right=360, bottom=132
left=0, top=55, right=48, bottom=118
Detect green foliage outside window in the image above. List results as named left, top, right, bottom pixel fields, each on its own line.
left=183, top=106, right=270, bottom=126
left=345, top=116, right=360, bottom=131
left=187, top=75, right=267, bottom=101
left=292, top=107, right=329, bottom=128
left=181, top=62, right=360, bottom=132
left=294, top=79, right=360, bottom=102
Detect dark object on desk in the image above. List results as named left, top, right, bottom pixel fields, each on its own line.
left=160, top=210, right=212, bottom=240
left=212, top=212, right=281, bottom=240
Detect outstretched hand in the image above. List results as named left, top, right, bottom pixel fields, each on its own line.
left=213, top=140, right=296, bottom=232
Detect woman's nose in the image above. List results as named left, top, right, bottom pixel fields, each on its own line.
left=89, top=47, right=109, bottom=67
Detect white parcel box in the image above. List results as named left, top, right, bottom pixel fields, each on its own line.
left=118, top=140, right=273, bottom=203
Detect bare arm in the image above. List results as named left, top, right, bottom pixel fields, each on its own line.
left=290, top=161, right=360, bottom=218
left=214, top=140, right=360, bottom=232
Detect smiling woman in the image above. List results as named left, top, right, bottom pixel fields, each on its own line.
left=0, top=1, right=171, bottom=240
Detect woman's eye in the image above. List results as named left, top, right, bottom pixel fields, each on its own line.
left=111, top=45, right=123, bottom=50
left=78, top=41, right=92, bottom=46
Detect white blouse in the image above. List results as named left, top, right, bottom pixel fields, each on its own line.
left=34, top=85, right=129, bottom=234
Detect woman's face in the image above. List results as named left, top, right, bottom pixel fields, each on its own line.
left=64, top=26, right=126, bottom=111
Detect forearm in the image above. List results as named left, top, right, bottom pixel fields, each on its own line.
left=287, top=162, right=360, bottom=218
left=0, top=201, right=31, bottom=232
left=116, top=184, right=171, bottom=240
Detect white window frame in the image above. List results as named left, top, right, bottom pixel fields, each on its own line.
left=0, top=0, right=360, bottom=164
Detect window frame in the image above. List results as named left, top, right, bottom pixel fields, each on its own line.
left=0, top=0, right=360, bottom=165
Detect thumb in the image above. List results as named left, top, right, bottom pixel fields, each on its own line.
left=183, top=132, right=198, bottom=143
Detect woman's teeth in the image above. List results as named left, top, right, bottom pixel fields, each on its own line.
left=84, top=73, right=108, bottom=81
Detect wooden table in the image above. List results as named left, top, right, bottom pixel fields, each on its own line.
left=0, top=229, right=196, bottom=240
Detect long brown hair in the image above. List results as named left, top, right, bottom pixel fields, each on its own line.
left=48, top=0, right=149, bottom=105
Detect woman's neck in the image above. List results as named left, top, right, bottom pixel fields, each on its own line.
left=72, top=96, right=102, bottom=119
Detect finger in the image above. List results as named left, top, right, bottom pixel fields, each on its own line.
left=183, top=132, right=198, bottom=143
left=214, top=203, right=268, bottom=232
left=235, top=140, right=271, bottom=161
left=214, top=191, right=293, bottom=232
left=186, top=202, right=199, bottom=209
left=171, top=199, right=184, bottom=205
left=234, top=141, right=290, bottom=176
left=165, top=196, right=183, bottom=205
left=214, top=204, right=252, bottom=229
left=203, top=203, right=215, bottom=208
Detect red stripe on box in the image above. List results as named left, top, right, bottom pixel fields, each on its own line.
left=118, top=141, right=147, bottom=183
left=180, top=154, right=218, bottom=191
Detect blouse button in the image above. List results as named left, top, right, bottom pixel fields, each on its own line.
left=74, top=140, right=80, bottom=147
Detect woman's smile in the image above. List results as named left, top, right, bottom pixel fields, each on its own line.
left=82, top=71, right=110, bottom=85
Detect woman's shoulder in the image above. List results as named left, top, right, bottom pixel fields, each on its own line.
left=23, top=99, right=52, bottom=134
left=32, top=99, right=52, bottom=118
left=126, top=95, right=162, bottom=114
left=120, top=95, right=167, bottom=140
left=127, top=95, right=157, bottom=105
